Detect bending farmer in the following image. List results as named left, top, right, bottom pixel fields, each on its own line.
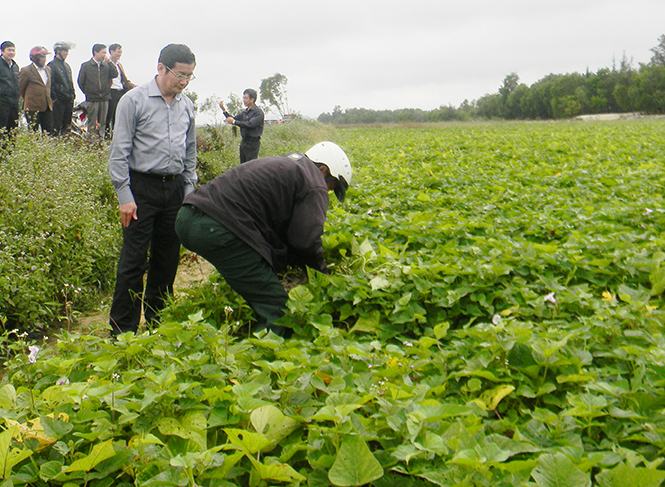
left=175, top=141, right=352, bottom=335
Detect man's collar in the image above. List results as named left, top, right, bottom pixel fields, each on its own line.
left=148, top=76, right=181, bottom=101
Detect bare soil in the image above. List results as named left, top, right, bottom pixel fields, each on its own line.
left=73, top=252, right=214, bottom=336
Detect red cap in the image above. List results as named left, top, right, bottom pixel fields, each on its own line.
left=29, top=46, right=50, bottom=57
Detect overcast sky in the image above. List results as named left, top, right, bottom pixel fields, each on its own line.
left=4, top=0, right=664, bottom=122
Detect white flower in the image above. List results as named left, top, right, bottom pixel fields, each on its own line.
left=544, top=292, right=557, bottom=305
left=28, top=345, right=40, bottom=363
left=56, top=377, right=70, bottom=386
left=492, top=314, right=502, bottom=325
left=645, top=208, right=653, bottom=215
left=224, top=306, right=234, bottom=314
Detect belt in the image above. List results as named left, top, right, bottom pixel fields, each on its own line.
left=130, top=170, right=180, bottom=182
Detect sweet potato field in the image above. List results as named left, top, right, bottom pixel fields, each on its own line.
left=2, top=120, right=665, bottom=486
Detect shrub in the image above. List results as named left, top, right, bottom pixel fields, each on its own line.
left=0, top=134, right=120, bottom=332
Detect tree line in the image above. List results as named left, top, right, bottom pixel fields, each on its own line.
left=318, top=35, right=665, bottom=124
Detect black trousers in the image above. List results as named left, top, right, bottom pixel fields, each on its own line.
left=106, top=89, right=124, bottom=138
left=239, top=137, right=261, bottom=163
left=52, top=99, right=74, bottom=135
left=0, top=100, right=19, bottom=144
left=25, top=110, right=54, bottom=135
left=109, top=172, right=185, bottom=335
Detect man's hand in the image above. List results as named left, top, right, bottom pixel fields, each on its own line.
left=119, top=202, right=138, bottom=228
left=225, top=116, right=234, bottom=124
left=219, top=101, right=226, bottom=111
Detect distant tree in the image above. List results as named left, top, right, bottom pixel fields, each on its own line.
left=260, top=73, right=290, bottom=118
left=650, top=34, right=665, bottom=66
left=183, top=89, right=198, bottom=112
left=633, top=65, right=665, bottom=113
left=225, top=92, right=243, bottom=116
left=498, top=72, right=520, bottom=98
left=200, top=95, right=222, bottom=124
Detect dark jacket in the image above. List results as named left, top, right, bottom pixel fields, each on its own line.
left=223, top=104, right=264, bottom=138
left=48, top=56, right=75, bottom=102
left=0, top=56, right=20, bottom=104
left=183, top=153, right=329, bottom=272
left=77, top=59, right=118, bottom=102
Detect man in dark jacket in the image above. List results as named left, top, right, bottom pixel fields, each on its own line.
left=48, top=41, right=76, bottom=136
left=0, top=41, right=20, bottom=146
left=77, top=44, right=117, bottom=139
left=175, top=141, right=352, bottom=335
left=220, top=88, right=264, bottom=163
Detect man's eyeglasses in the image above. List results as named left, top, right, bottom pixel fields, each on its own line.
left=166, top=66, right=196, bottom=81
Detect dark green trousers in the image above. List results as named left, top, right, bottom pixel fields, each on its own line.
left=175, top=204, right=288, bottom=330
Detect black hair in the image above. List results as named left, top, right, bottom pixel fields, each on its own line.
left=92, top=43, right=106, bottom=55
left=243, top=88, right=258, bottom=102
left=109, top=43, right=122, bottom=53
left=1, top=41, right=15, bottom=51
left=158, top=44, right=196, bottom=69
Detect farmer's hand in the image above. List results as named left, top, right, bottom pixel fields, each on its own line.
left=219, top=101, right=226, bottom=111
left=119, top=202, right=138, bottom=228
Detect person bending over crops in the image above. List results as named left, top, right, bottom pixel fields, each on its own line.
left=175, top=141, right=352, bottom=336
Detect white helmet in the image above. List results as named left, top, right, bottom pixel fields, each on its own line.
left=306, top=141, right=352, bottom=202
left=53, top=41, right=76, bottom=53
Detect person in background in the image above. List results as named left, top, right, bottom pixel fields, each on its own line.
left=19, top=46, right=53, bottom=134
left=108, top=43, right=197, bottom=336
left=105, top=43, right=136, bottom=138
left=220, top=88, right=264, bottom=163
left=175, top=141, right=352, bottom=336
left=0, top=41, right=20, bottom=146
left=48, top=41, right=76, bottom=136
left=77, top=44, right=117, bottom=139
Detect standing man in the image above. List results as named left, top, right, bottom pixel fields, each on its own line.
left=19, top=46, right=53, bottom=134
left=0, top=41, right=20, bottom=145
left=48, top=41, right=76, bottom=136
left=175, top=141, right=352, bottom=335
left=105, top=43, right=136, bottom=138
left=220, top=88, right=264, bottom=163
left=77, top=44, right=117, bottom=139
left=108, top=43, right=197, bottom=335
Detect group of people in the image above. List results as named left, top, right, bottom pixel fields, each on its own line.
left=1, top=39, right=352, bottom=337
left=102, top=43, right=353, bottom=337
left=0, top=40, right=133, bottom=140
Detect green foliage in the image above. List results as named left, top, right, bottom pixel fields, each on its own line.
left=259, top=73, right=290, bottom=118
left=0, top=134, right=120, bottom=331
left=3, top=121, right=665, bottom=486
left=196, top=119, right=337, bottom=184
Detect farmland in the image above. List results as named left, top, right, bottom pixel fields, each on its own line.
left=2, top=119, right=665, bottom=486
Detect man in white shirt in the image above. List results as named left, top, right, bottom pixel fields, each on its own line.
left=105, top=43, right=135, bottom=139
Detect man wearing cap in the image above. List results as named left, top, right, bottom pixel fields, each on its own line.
left=48, top=42, right=76, bottom=136
left=78, top=44, right=117, bottom=139
left=108, top=43, right=197, bottom=336
left=0, top=41, right=20, bottom=144
left=19, top=46, right=54, bottom=134
left=175, top=141, right=352, bottom=335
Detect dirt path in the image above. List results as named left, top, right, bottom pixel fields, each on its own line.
left=73, top=252, right=214, bottom=336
